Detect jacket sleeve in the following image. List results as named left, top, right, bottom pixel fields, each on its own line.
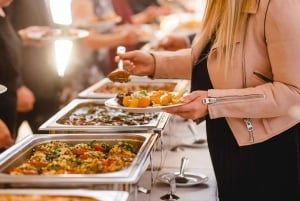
left=150, top=48, right=192, bottom=79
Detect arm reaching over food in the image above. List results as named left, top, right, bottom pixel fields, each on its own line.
left=116, top=48, right=192, bottom=79
left=18, top=26, right=51, bottom=47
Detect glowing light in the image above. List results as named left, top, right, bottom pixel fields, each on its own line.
left=49, top=0, right=72, bottom=25
left=54, top=40, right=73, bottom=77
left=48, top=0, right=73, bottom=77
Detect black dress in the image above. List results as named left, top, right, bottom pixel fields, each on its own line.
left=192, top=43, right=300, bottom=201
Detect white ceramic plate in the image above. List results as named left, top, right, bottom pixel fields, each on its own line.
left=104, top=98, right=184, bottom=113
left=73, top=15, right=121, bottom=31
left=158, top=172, right=209, bottom=187
left=0, top=84, right=7, bottom=94
left=27, top=28, right=89, bottom=40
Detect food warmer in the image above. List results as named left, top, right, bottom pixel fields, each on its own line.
left=0, top=189, right=129, bottom=201
left=0, top=133, right=159, bottom=200
left=39, top=98, right=170, bottom=134
left=77, top=77, right=190, bottom=99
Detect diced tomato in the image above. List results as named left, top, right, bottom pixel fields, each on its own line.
left=72, top=148, right=86, bottom=155
left=93, top=143, right=105, bottom=152
left=100, top=159, right=112, bottom=166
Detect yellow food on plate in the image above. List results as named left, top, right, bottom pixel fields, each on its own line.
left=138, top=96, right=151, bottom=107
left=160, top=92, right=173, bottom=106
left=118, top=89, right=187, bottom=108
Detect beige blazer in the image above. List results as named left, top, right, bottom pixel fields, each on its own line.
left=151, top=0, right=300, bottom=146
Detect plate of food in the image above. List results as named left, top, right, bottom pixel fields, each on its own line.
left=158, top=172, right=209, bottom=187
left=0, top=84, right=7, bottom=94
left=89, top=14, right=122, bottom=25
left=73, top=14, right=121, bottom=31
left=27, top=27, right=89, bottom=41
left=105, top=90, right=186, bottom=113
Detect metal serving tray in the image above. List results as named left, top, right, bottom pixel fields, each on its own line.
left=0, top=189, right=129, bottom=201
left=78, top=77, right=190, bottom=99
left=39, top=99, right=170, bottom=133
left=0, top=133, right=159, bottom=188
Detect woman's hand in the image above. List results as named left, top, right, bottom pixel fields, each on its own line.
left=116, top=50, right=155, bottom=77
left=0, top=119, right=14, bottom=149
left=163, top=90, right=209, bottom=120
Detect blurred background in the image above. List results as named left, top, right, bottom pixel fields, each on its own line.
left=16, top=0, right=207, bottom=139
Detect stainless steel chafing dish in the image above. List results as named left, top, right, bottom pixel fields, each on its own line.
left=39, top=99, right=170, bottom=133
left=0, top=189, right=129, bottom=201
left=0, top=133, right=158, bottom=189
left=78, top=77, right=190, bottom=99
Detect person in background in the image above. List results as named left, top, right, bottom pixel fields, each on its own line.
left=127, top=0, right=172, bottom=24
left=66, top=0, right=141, bottom=99
left=0, top=0, right=23, bottom=145
left=9, top=0, right=63, bottom=134
left=128, top=0, right=160, bottom=14
left=116, top=0, right=300, bottom=200
left=70, top=0, right=172, bottom=93
left=156, top=33, right=195, bottom=51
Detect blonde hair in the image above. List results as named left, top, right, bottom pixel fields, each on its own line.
left=201, top=0, right=251, bottom=71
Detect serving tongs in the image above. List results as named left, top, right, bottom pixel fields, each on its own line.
left=108, top=46, right=131, bottom=83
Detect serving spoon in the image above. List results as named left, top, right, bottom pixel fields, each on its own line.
left=107, top=46, right=131, bottom=83
left=175, top=156, right=189, bottom=183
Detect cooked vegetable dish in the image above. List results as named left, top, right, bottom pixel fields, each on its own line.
left=9, top=140, right=137, bottom=175
left=0, top=194, right=97, bottom=201
left=56, top=103, right=158, bottom=126
left=94, top=82, right=176, bottom=94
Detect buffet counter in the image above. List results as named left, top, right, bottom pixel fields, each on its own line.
left=0, top=76, right=217, bottom=201
left=135, top=117, right=218, bottom=201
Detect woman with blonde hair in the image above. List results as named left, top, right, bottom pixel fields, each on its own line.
left=116, top=0, right=300, bottom=200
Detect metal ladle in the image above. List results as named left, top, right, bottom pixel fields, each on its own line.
left=175, top=156, right=189, bottom=183
left=107, top=46, right=131, bottom=83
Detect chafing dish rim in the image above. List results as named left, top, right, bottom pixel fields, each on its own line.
left=38, top=98, right=170, bottom=132
left=0, top=133, right=159, bottom=185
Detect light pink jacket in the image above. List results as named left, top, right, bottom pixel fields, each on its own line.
left=151, top=0, right=300, bottom=146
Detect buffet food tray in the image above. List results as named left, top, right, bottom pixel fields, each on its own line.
left=78, top=77, right=190, bottom=99
left=39, top=99, right=170, bottom=133
left=0, top=189, right=129, bottom=201
left=0, top=133, right=158, bottom=188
